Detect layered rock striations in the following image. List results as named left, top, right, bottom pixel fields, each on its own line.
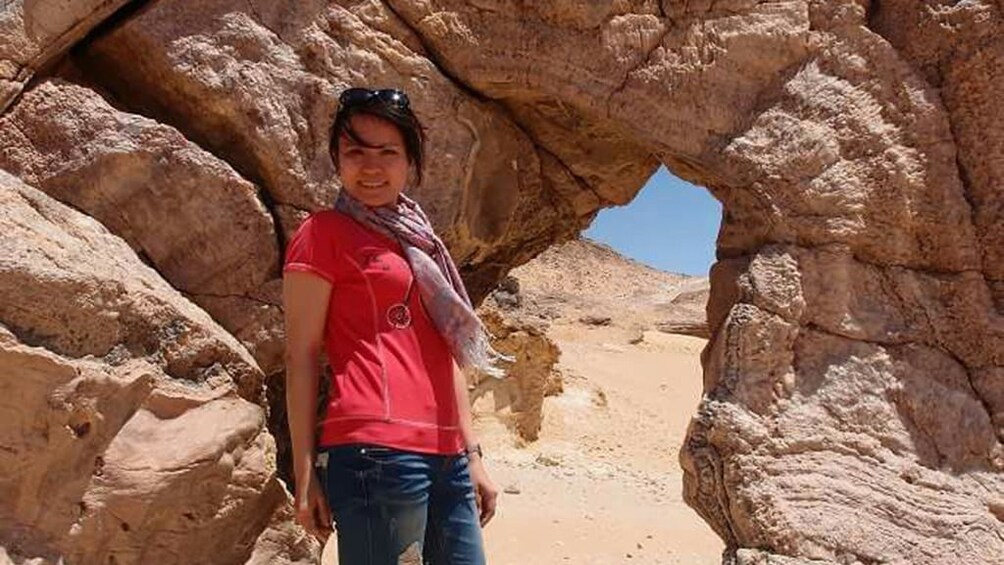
left=1, top=0, right=1002, bottom=563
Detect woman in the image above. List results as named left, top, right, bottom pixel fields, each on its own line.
left=283, top=87, right=507, bottom=565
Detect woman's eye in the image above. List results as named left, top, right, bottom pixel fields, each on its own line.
left=343, top=148, right=363, bottom=157
left=381, top=149, right=400, bottom=156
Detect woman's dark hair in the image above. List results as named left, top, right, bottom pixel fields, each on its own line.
left=329, top=88, right=426, bottom=186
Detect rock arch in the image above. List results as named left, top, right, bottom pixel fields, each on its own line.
left=1, top=1, right=1002, bottom=563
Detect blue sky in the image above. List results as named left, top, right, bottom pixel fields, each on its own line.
left=583, top=166, right=722, bottom=277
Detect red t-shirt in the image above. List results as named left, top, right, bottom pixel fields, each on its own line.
left=283, top=210, right=464, bottom=455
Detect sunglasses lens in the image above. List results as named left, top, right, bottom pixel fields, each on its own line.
left=339, top=88, right=373, bottom=106
left=339, top=88, right=409, bottom=109
left=377, top=89, right=409, bottom=107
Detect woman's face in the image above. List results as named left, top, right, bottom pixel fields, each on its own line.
left=336, top=113, right=410, bottom=208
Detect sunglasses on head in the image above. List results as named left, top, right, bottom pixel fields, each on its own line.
left=338, top=88, right=410, bottom=109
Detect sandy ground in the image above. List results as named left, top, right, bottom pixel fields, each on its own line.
left=477, top=324, right=722, bottom=565
left=322, top=323, right=723, bottom=564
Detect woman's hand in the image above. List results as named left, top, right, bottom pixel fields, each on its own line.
left=468, top=454, right=499, bottom=526
left=294, top=471, right=333, bottom=542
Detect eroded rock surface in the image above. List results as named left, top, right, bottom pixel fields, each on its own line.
left=74, top=0, right=604, bottom=298
left=869, top=0, right=1004, bottom=311
left=475, top=304, right=562, bottom=442
left=0, top=0, right=131, bottom=113
left=1, top=0, right=1003, bottom=563
left=0, top=79, right=285, bottom=376
left=0, top=172, right=317, bottom=563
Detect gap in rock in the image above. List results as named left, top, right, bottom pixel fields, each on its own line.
left=585, top=165, right=722, bottom=279
left=474, top=165, right=725, bottom=562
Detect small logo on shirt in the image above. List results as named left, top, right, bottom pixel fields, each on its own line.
left=358, top=248, right=392, bottom=272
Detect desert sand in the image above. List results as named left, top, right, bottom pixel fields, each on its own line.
left=475, top=323, right=722, bottom=565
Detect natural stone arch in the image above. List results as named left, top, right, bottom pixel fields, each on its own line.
left=1, top=1, right=1002, bottom=564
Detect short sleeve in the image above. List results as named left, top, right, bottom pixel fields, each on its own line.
left=283, top=213, right=340, bottom=284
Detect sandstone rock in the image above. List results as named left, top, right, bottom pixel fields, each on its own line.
left=75, top=0, right=595, bottom=299
left=0, top=79, right=279, bottom=297
left=734, top=549, right=839, bottom=565
left=187, top=281, right=286, bottom=378
left=656, top=280, right=711, bottom=339
left=715, top=23, right=980, bottom=274
left=1, top=0, right=1003, bottom=562
left=0, top=170, right=262, bottom=400
left=0, top=172, right=317, bottom=563
left=475, top=306, right=561, bottom=442
left=0, top=0, right=130, bottom=113
left=384, top=0, right=809, bottom=199
left=870, top=0, right=1004, bottom=311
left=489, top=275, right=522, bottom=310
left=0, top=80, right=284, bottom=374
left=683, top=244, right=1004, bottom=563
left=972, top=368, right=1004, bottom=443
left=78, top=0, right=338, bottom=212
left=244, top=502, right=319, bottom=565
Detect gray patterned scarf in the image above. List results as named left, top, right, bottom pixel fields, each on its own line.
left=335, top=190, right=512, bottom=379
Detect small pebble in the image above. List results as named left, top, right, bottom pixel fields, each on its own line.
left=504, top=484, right=521, bottom=495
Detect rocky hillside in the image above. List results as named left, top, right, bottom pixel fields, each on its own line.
left=491, top=238, right=710, bottom=337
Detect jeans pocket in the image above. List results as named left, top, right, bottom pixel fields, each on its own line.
left=324, top=447, right=382, bottom=512
left=356, top=445, right=397, bottom=465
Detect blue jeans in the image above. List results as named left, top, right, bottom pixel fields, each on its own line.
left=321, top=444, right=486, bottom=565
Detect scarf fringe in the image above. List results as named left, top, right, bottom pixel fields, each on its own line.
left=459, top=329, right=515, bottom=380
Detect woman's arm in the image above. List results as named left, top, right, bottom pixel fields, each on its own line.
left=283, top=271, right=334, bottom=540
left=453, top=364, right=498, bottom=526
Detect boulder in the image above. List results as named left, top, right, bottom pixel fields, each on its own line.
left=0, top=172, right=317, bottom=563
left=475, top=306, right=561, bottom=442
left=0, top=80, right=284, bottom=375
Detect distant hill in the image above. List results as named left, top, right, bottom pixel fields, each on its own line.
left=489, top=238, right=710, bottom=337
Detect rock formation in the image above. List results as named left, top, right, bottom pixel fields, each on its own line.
left=475, top=302, right=562, bottom=443
left=0, top=171, right=316, bottom=563
left=0, top=0, right=132, bottom=113
left=1, top=0, right=1002, bottom=563
left=0, top=80, right=285, bottom=376
left=655, top=280, right=710, bottom=339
